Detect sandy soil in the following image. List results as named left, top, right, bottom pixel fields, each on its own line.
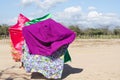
left=0, top=39, right=120, bottom=80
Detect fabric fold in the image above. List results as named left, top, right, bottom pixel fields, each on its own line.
left=24, top=14, right=72, bottom=62
left=22, top=18, right=76, bottom=56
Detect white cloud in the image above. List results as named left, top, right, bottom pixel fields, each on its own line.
left=6, top=3, right=120, bottom=29
left=88, top=6, right=96, bottom=11
left=87, top=11, right=102, bottom=18
left=53, top=6, right=82, bottom=25
left=37, top=0, right=67, bottom=9
left=21, top=0, right=67, bottom=9
left=84, top=11, right=120, bottom=28
left=64, top=6, right=82, bottom=13
left=21, top=0, right=35, bottom=6
left=53, top=6, right=120, bottom=29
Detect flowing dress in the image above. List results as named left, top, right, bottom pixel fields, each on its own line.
left=22, top=42, right=68, bottom=79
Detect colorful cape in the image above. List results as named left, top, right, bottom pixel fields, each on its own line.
left=22, top=18, right=76, bottom=56
left=24, top=14, right=71, bottom=62
left=9, top=14, right=30, bottom=61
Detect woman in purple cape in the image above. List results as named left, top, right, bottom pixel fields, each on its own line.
left=22, top=15, right=76, bottom=79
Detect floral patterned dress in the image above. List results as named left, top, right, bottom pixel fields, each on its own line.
left=21, top=42, right=68, bottom=79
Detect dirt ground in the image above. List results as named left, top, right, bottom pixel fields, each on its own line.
left=0, top=39, right=120, bottom=80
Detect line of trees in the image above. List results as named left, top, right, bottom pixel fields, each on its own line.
left=69, top=25, right=120, bottom=38
left=69, top=25, right=120, bottom=36
left=0, top=24, right=120, bottom=39
left=0, top=24, right=9, bottom=38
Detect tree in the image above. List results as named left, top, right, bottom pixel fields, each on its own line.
left=69, top=25, right=83, bottom=36
left=0, top=24, right=9, bottom=36
left=84, top=28, right=104, bottom=35
left=113, top=28, right=120, bottom=35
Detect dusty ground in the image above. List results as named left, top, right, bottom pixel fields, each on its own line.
left=0, top=39, right=120, bottom=80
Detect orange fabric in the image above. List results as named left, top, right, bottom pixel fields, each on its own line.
left=11, top=48, right=21, bottom=62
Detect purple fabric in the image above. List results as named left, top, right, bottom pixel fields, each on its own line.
left=22, top=18, right=76, bottom=56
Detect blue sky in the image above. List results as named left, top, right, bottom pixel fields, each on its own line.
left=0, top=0, right=120, bottom=28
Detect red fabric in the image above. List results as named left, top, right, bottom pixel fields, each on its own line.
left=9, top=14, right=30, bottom=61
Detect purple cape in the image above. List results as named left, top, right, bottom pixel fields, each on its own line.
left=22, top=18, right=76, bottom=56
